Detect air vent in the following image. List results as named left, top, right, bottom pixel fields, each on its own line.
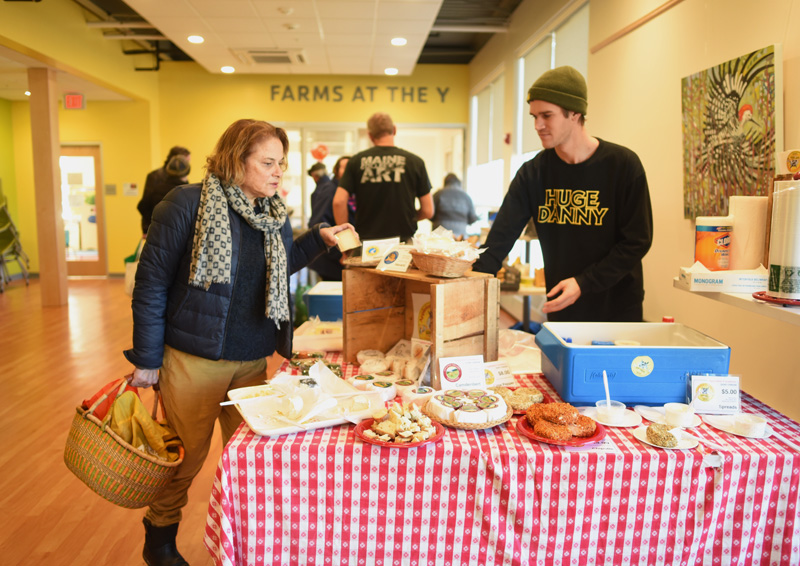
left=231, top=49, right=307, bottom=66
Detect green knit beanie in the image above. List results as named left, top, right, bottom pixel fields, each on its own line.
left=527, top=66, right=587, bottom=115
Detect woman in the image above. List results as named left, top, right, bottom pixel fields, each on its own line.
left=124, top=119, right=354, bottom=566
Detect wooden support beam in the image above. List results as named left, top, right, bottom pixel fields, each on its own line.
left=28, top=67, right=68, bottom=306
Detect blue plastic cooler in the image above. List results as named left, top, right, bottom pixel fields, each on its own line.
left=303, top=281, right=343, bottom=322
left=535, top=322, right=731, bottom=406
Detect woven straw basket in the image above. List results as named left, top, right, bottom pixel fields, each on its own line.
left=410, top=251, right=475, bottom=278
left=64, top=380, right=184, bottom=509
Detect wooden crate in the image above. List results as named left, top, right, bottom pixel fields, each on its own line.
left=342, top=266, right=499, bottom=389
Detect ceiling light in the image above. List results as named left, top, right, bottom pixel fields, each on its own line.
left=391, top=37, right=407, bottom=46
left=283, top=23, right=298, bottom=31
left=24, top=91, right=31, bottom=96
left=277, top=7, right=294, bottom=15
left=187, top=35, right=204, bottom=44
left=221, top=66, right=235, bottom=74
left=384, top=68, right=398, bottom=76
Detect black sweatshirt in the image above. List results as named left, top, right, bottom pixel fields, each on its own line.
left=473, top=139, right=653, bottom=322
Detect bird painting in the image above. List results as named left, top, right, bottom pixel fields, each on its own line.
left=682, top=46, right=778, bottom=218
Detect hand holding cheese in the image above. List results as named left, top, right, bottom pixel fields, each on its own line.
left=319, top=223, right=358, bottom=249
left=334, top=227, right=361, bottom=252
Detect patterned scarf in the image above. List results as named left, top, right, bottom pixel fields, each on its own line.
left=189, top=174, right=290, bottom=328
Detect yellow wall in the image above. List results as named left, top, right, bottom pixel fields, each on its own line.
left=0, top=0, right=159, bottom=103
left=469, top=0, right=800, bottom=421
left=156, top=61, right=469, bottom=167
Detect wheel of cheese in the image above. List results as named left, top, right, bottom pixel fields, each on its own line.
left=400, top=386, right=435, bottom=407
left=426, top=389, right=508, bottom=425
left=365, top=380, right=397, bottom=402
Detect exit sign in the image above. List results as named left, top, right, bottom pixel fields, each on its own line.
left=63, top=93, right=85, bottom=110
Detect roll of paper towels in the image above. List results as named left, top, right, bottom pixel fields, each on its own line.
left=767, top=182, right=800, bottom=299
left=729, top=196, right=768, bottom=270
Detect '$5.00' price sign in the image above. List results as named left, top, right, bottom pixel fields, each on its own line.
left=691, top=375, right=741, bottom=414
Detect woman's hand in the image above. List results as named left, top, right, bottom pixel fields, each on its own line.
left=128, top=367, right=159, bottom=388
left=319, top=223, right=358, bottom=248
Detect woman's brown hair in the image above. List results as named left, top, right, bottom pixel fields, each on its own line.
left=206, top=119, right=289, bottom=186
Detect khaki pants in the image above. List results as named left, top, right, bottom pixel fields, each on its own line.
left=145, top=345, right=266, bottom=526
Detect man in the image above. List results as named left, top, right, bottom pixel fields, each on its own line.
left=137, top=146, right=191, bottom=235
left=473, top=66, right=653, bottom=322
left=431, top=173, right=478, bottom=239
left=333, top=112, right=433, bottom=241
left=307, top=161, right=345, bottom=280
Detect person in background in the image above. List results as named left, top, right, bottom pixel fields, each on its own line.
left=431, top=173, right=478, bottom=239
left=333, top=112, right=433, bottom=241
left=472, top=66, right=653, bottom=322
left=137, top=146, right=191, bottom=235
left=124, top=119, right=354, bottom=566
left=307, top=159, right=349, bottom=280
left=331, top=155, right=356, bottom=224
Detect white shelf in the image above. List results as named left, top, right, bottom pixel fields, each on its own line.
left=672, top=278, right=800, bottom=326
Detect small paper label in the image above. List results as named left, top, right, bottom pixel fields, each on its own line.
left=690, top=374, right=741, bottom=414
left=483, top=361, right=516, bottom=387
left=564, top=437, right=622, bottom=454
left=361, top=238, right=400, bottom=262
left=377, top=246, right=413, bottom=273
left=438, top=355, right=486, bottom=390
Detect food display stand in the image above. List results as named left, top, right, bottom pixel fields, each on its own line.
left=341, top=266, right=499, bottom=387
left=204, top=355, right=800, bottom=566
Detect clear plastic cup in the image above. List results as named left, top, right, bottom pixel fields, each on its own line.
left=595, top=399, right=626, bottom=424
left=664, top=402, right=695, bottom=427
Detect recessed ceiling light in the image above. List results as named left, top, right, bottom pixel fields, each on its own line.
left=277, top=7, right=294, bottom=15
left=384, top=67, right=399, bottom=76
left=24, top=91, right=31, bottom=96
left=283, top=23, right=298, bottom=31
left=187, top=35, right=204, bottom=44
left=221, top=66, right=235, bottom=74
left=391, top=37, right=407, bottom=46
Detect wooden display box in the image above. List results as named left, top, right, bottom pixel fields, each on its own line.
left=342, top=266, right=499, bottom=389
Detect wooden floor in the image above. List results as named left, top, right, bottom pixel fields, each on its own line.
left=0, top=278, right=517, bottom=566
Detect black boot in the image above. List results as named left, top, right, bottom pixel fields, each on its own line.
left=142, top=517, right=189, bottom=566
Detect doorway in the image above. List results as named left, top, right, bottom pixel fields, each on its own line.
left=59, top=145, right=107, bottom=276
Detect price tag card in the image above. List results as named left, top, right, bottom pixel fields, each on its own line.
left=483, top=361, right=516, bottom=388
left=438, top=355, right=486, bottom=390
left=377, top=245, right=413, bottom=273
left=565, top=436, right=622, bottom=454
left=361, top=238, right=400, bottom=262
left=690, top=374, right=741, bottom=414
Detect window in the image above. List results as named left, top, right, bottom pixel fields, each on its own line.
left=469, top=73, right=505, bottom=211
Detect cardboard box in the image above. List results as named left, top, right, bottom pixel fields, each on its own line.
left=676, top=262, right=768, bottom=293
left=535, top=322, right=731, bottom=406
left=342, top=266, right=498, bottom=389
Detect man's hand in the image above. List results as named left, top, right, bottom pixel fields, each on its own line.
left=129, top=367, right=159, bottom=388
left=542, top=277, right=581, bottom=314
left=319, top=223, right=358, bottom=248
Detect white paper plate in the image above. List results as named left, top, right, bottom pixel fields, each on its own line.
left=703, top=414, right=774, bottom=439
left=633, top=405, right=703, bottom=428
left=579, top=407, right=642, bottom=428
left=632, top=425, right=698, bottom=450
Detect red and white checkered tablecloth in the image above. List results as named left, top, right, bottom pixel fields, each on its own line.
left=205, top=353, right=800, bottom=566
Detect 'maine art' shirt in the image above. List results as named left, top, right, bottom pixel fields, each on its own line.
left=339, top=146, right=431, bottom=241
